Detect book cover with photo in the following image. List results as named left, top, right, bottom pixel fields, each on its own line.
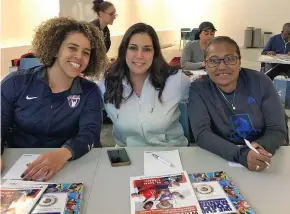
left=130, top=171, right=203, bottom=214
left=3, top=181, right=84, bottom=214
left=0, top=184, right=47, bottom=214
left=188, top=171, right=255, bottom=214
left=45, top=183, right=83, bottom=214
left=192, top=181, right=236, bottom=214
left=31, top=192, right=68, bottom=214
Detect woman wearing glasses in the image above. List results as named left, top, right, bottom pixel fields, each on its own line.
left=188, top=36, right=287, bottom=172
left=91, top=0, right=117, bottom=52
left=181, top=22, right=216, bottom=70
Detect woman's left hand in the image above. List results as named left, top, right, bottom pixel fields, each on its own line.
left=22, top=148, right=72, bottom=181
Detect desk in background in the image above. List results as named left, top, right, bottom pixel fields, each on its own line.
left=258, top=54, right=290, bottom=65
left=258, top=54, right=290, bottom=77
left=183, top=69, right=207, bottom=82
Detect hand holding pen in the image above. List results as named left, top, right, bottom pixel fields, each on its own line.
left=244, top=139, right=272, bottom=172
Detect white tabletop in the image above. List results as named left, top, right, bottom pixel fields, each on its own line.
left=258, top=54, right=290, bottom=64
left=1, top=148, right=102, bottom=214
left=86, top=147, right=290, bottom=214
left=2, top=147, right=289, bottom=213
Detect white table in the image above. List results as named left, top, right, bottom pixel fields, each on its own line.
left=86, top=147, right=290, bottom=214
left=2, top=147, right=289, bottom=213
left=258, top=54, right=290, bottom=65
left=183, top=69, right=207, bottom=82
left=1, top=148, right=102, bottom=214
left=258, top=55, right=290, bottom=76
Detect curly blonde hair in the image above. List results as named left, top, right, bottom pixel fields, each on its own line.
left=32, top=17, right=109, bottom=78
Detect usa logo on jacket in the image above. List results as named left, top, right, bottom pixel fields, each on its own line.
left=67, top=95, right=80, bottom=108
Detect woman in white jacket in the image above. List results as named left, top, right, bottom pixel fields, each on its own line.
left=98, top=23, right=190, bottom=147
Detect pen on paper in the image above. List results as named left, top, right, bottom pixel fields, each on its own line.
left=152, top=154, right=174, bottom=167
left=244, top=139, right=270, bottom=166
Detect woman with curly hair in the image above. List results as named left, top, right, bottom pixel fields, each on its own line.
left=1, top=17, right=108, bottom=180
left=98, top=23, right=190, bottom=147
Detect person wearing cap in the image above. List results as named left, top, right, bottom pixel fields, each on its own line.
left=181, top=22, right=216, bottom=70
left=261, top=23, right=290, bottom=80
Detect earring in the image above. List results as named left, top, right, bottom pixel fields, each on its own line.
left=239, top=68, right=241, bottom=71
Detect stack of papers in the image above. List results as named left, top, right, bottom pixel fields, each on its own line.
left=3, top=154, right=40, bottom=180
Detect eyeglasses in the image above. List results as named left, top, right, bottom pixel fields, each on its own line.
left=205, top=55, right=240, bottom=68
left=103, top=11, right=118, bottom=17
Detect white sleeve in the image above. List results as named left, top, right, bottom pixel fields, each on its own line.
left=180, top=72, right=191, bottom=102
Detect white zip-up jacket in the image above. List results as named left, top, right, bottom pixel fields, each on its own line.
left=97, top=71, right=190, bottom=146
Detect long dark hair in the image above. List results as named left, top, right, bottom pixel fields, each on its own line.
left=104, top=23, right=179, bottom=109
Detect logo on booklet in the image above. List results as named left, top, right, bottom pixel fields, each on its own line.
left=195, top=183, right=214, bottom=194
left=67, top=95, right=80, bottom=108
left=39, top=195, right=58, bottom=207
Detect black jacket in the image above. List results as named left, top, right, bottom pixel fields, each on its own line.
left=1, top=66, right=102, bottom=159
left=91, top=19, right=111, bottom=52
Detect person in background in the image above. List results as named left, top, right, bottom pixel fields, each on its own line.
left=261, top=23, right=290, bottom=79
left=91, top=0, right=117, bottom=53
left=181, top=22, right=216, bottom=70
left=91, top=0, right=117, bottom=123
left=98, top=23, right=190, bottom=147
left=188, top=36, right=287, bottom=172
left=1, top=17, right=108, bottom=180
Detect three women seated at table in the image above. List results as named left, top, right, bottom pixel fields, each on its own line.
left=1, top=19, right=287, bottom=178
left=181, top=22, right=216, bottom=70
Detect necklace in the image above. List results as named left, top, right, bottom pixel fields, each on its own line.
left=217, top=87, right=236, bottom=110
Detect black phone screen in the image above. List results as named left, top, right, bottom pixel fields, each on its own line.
left=107, top=149, right=130, bottom=164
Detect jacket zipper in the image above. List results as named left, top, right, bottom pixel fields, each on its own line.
left=138, top=98, right=146, bottom=138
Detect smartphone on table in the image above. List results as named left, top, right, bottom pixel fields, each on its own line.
left=107, top=148, right=131, bottom=167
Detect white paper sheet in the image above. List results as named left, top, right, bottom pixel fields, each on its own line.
left=3, top=154, right=40, bottom=180
left=144, top=150, right=183, bottom=176
left=228, top=161, right=244, bottom=168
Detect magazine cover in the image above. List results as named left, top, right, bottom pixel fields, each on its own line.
left=3, top=181, right=83, bottom=214
left=130, top=171, right=203, bottom=214
left=45, top=183, right=83, bottom=214
left=0, top=185, right=47, bottom=214
left=189, top=171, right=255, bottom=214
left=192, top=181, right=236, bottom=214
left=31, top=192, right=68, bottom=214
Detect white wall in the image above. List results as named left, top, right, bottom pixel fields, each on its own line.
left=59, top=0, right=289, bottom=46
left=1, top=0, right=59, bottom=78
left=1, top=0, right=59, bottom=47
left=1, top=0, right=289, bottom=78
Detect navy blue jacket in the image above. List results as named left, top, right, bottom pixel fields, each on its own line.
left=188, top=68, right=287, bottom=167
left=262, top=34, right=290, bottom=54
left=1, top=66, right=102, bottom=159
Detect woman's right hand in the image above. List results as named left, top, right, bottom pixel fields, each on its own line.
left=267, top=51, right=276, bottom=56
left=247, top=148, right=272, bottom=171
